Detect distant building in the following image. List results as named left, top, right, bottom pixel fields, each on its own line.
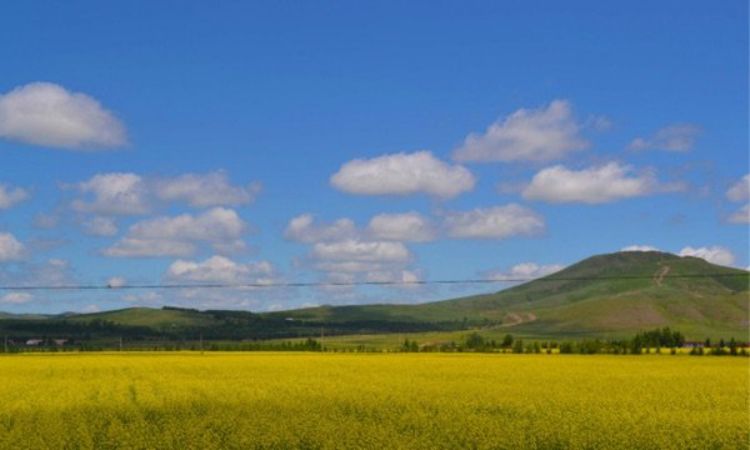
left=25, top=339, right=43, bottom=346
left=53, top=339, right=68, bottom=346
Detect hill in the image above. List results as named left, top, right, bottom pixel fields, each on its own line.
left=268, top=251, right=749, bottom=339
left=0, top=251, right=747, bottom=341
left=63, top=307, right=221, bottom=328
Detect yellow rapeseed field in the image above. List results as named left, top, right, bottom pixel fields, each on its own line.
left=0, top=353, right=746, bottom=449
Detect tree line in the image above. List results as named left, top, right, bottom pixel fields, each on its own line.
left=398, top=327, right=748, bottom=356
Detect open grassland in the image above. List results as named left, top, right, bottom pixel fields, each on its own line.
left=0, top=353, right=747, bottom=449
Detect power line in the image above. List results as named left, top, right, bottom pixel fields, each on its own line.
left=0, top=272, right=745, bottom=291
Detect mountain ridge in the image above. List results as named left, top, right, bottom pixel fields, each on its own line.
left=1, top=251, right=747, bottom=340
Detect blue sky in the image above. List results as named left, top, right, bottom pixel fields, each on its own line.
left=0, top=1, right=747, bottom=313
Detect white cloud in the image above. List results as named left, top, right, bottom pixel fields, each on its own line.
left=485, top=262, right=564, bottom=281
left=103, top=207, right=247, bottom=257
left=330, top=151, right=475, bottom=198
left=286, top=212, right=436, bottom=244
left=39, top=259, right=73, bottom=286
left=309, top=240, right=418, bottom=290
left=453, top=100, right=588, bottom=163
left=629, top=124, right=700, bottom=152
left=522, top=163, right=676, bottom=204
left=72, top=172, right=150, bottom=215
left=83, top=216, right=118, bottom=236
left=367, top=212, right=436, bottom=242
left=166, top=255, right=274, bottom=284
left=106, top=276, right=126, bottom=288
left=0, top=82, right=126, bottom=149
left=0, top=258, right=74, bottom=289
left=621, top=245, right=660, bottom=252
left=284, top=214, right=358, bottom=243
left=0, top=233, right=24, bottom=261
left=211, top=239, right=249, bottom=255
left=0, top=292, right=32, bottom=304
left=443, top=204, right=545, bottom=239
left=103, top=239, right=196, bottom=258
left=70, top=171, right=261, bottom=218
left=728, top=203, right=749, bottom=224
left=154, top=171, right=261, bottom=208
left=679, top=246, right=735, bottom=267
left=726, top=174, right=749, bottom=202
left=288, top=206, right=544, bottom=285
left=311, top=239, right=411, bottom=263
left=313, top=261, right=396, bottom=275
left=365, top=270, right=421, bottom=287
left=586, top=115, right=613, bottom=131
left=0, top=184, right=29, bottom=209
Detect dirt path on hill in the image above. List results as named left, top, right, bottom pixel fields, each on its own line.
left=654, top=265, right=670, bottom=286
left=498, top=312, right=537, bottom=327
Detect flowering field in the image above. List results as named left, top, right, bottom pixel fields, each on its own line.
left=0, top=353, right=746, bottom=449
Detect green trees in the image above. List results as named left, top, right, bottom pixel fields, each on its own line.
left=464, top=332, right=491, bottom=352
left=728, top=338, right=738, bottom=356
left=630, top=327, right=684, bottom=351
left=401, top=339, right=419, bottom=352
left=559, top=342, right=574, bottom=354
left=501, top=334, right=514, bottom=349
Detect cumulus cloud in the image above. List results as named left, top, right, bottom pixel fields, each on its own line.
left=103, top=239, right=195, bottom=258
left=166, top=255, right=274, bottom=284
left=629, top=124, right=701, bottom=152
left=726, top=175, right=749, bottom=223
left=0, top=232, right=24, bottom=261
left=103, top=207, right=247, bottom=257
left=285, top=213, right=424, bottom=285
left=330, top=151, right=475, bottom=198
left=72, top=172, right=150, bottom=215
left=0, top=184, right=29, bottom=209
left=728, top=203, right=749, bottom=224
left=453, top=100, right=588, bottom=163
left=0, top=292, right=32, bottom=304
left=311, top=239, right=411, bottom=263
left=367, top=212, right=436, bottom=242
left=443, top=204, right=545, bottom=239
left=0, top=82, right=126, bottom=149
left=365, top=269, right=422, bottom=288
left=679, top=246, right=735, bottom=267
left=726, top=174, right=749, bottom=202
left=71, top=171, right=260, bottom=216
left=286, top=212, right=436, bottom=244
left=82, top=216, right=118, bottom=236
left=522, top=163, right=679, bottom=204
left=621, top=245, right=660, bottom=252
left=0, top=258, right=73, bottom=290
left=305, top=237, right=415, bottom=285
left=485, top=262, right=565, bottom=281
left=153, top=171, right=261, bottom=207
left=287, top=206, right=545, bottom=286
left=287, top=207, right=543, bottom=244
left=106, top=276, right=126, bottom=288
left=284, top=214, right=358, bottom=243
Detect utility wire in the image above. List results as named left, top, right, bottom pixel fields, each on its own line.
left=0, top=272, right=746, bottom=291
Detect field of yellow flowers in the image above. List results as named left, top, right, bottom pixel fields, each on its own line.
left=0, top=352, right=746, bottom=449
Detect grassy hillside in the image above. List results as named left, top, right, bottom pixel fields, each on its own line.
left=65, top=307, right=220, bottom=328
left=1, top=251, right=747, bottom=342
left=269, top=251, right=749, bottom=339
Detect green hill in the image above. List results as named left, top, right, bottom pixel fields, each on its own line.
left=1, top=251, right=747, bottom=341
left=65, top=307, right=220, bottom=328
left=269, top=251, right=749, bottom=339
